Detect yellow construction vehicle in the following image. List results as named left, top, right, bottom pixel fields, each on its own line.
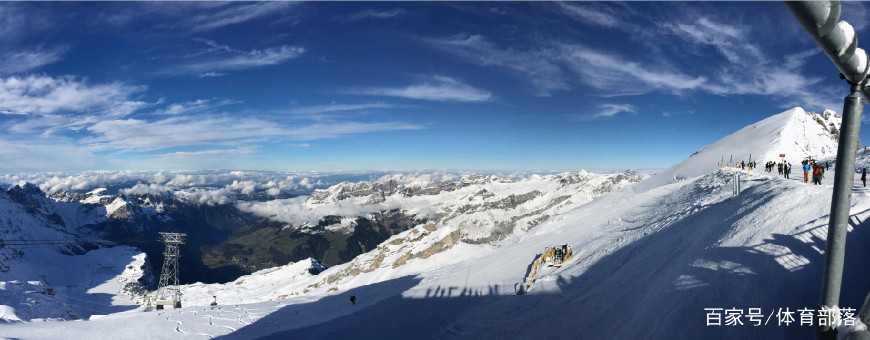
left=516, top=244, right=572, bottom=294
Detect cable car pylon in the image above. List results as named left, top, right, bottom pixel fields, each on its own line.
left=154, top=232, right=187, bottom=310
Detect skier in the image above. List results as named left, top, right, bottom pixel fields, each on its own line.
left=802, top=161, right=810, bottom=183
left=350, top=295, right=356, bottom=305
left=863, top=168, right=867, bottom=188
left=778, top=163, right=783, bottom=175
left=785, top=162, right=791, bottom=179
left=826, top=161, right=830, bottom=170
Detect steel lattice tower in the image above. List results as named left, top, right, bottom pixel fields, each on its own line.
left=155, top=232, right=186, bottom=309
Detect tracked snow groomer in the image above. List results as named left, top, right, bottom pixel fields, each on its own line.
left=516, top=244, right=573, bottom=294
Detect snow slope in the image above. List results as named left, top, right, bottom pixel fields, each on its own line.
left=635, top=107, right=843, bottom=192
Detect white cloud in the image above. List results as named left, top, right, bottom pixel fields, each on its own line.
left=235, top=195, right=398, bottom=226
left=594, top=104, right=637, bottom=118
left=286, top=102, right=396, bottom=115
left=345, top=8, right=406, bottom=22
left=0, top=75, right=145, bottom=116
left=188, top=2, right=298, bottom=32
left=298, top=177, right=313, bottom=189
left=666, top=17, right=762, bottom=65
left=152, top=146, right=259, bottom=159
left=102, top=2, right=299, bottom=33
left=153, top=98, right=239, bottom=115
left=347, top=76, right=493, bottom=102
left=9, top=114, right=99, bottom=135
left=84, top=115, right=424, bottom=151
left=561, top=45, right=707, bottom=95
left=198, top=72, right=227, bottom=78
left=573, top=104, right=637, bottom=121
left=0, top=48, right=66, bottom=75
left=663, top=16, right=840, bottom=111
left=558, top=3, right=622, bottom=28
left=424, top=12, right=839, bottom=112
left=0, top=170, right=334, bottom=200
left=178, top=45, right=305, bottom=74
left=424, top=34, right=568, bottom=96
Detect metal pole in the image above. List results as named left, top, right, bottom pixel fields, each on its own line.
left=782, top=3, right=870, bottom=337
left=818, top=83, right=864, bottom=338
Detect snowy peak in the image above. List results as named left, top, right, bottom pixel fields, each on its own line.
left=635, top=107, right=845, bottom=192
left=775, top=107, right=843, bottom=161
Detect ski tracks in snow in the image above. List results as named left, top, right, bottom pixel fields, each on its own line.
left=162, top=305, right=278, bottom=338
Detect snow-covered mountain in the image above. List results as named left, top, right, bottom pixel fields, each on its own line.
left=238, top=170, right=643, bottom=243
left=635, top=107, right=846, bottom=192
left=0, top=184, right=153, bottom=322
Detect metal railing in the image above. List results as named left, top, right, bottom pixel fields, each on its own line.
left=784, top=1, right=868, bottom=339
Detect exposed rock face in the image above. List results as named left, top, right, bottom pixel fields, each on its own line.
left=307, top=180, right=402, bottom=204
left=298, top=223, right=461, bottom=294
left=201, top=210, right=423, bottom=274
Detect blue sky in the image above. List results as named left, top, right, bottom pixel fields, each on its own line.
left=1, top=1, right=869, bottom=173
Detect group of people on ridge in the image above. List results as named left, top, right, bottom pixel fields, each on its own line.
left=728, top=157, right=870, bottom=188
left=802, top=160, right=828, bottom=185
left=764, top=161, right=792, bottom=179
left=737, top=161, right=756, bottom=170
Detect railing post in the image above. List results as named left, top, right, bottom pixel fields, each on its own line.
left=818, top=83, right=864, bottom=339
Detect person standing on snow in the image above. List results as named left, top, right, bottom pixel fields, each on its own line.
left=350, top=295, right=356, bottom=305
left=785, top=162, right=791, bottom=179
left=803, top=161, right=810, bottom=183
left=863, top=168, right=867, bottom=188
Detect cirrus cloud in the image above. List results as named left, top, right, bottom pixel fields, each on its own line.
left=345, top=76, right=493, bottom=102
left=84, top=115, right=424, bottom=151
